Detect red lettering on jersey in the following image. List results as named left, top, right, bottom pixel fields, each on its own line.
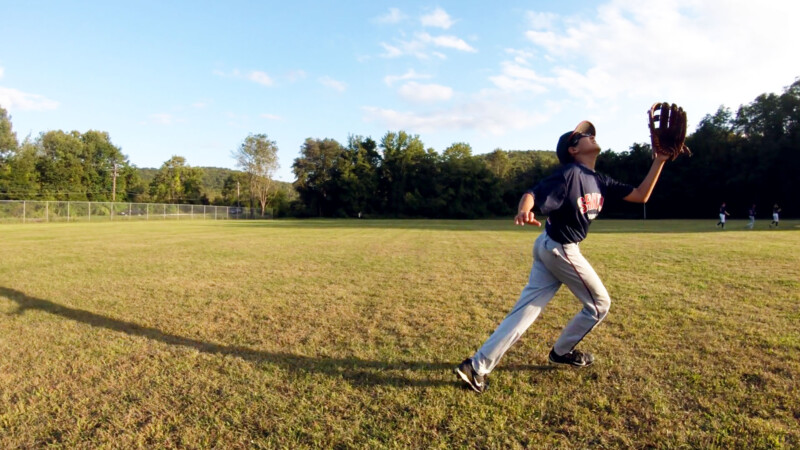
left=577, top=193, right=604, bottom=215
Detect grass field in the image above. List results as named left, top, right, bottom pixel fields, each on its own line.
left=1, top=218, right=799, bottom=448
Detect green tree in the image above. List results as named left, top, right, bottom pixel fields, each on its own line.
left=148, top=156, right=205, bottom=203
left=292, top=138, right=344, bottom=216
left=0, top=106, right=18, bottom=165
left=35, top=131, right=86, bottom=200
left=220, top=172, right=250, bottom=207
left=233, top=134, right=280, bottom=216
left=379, top=131, right=426, bottom=216
left=484, top=148, right=511, bottom=179
left=327, top=135, right=381, bottom=216
left=0, top=139, right=39, bottom=199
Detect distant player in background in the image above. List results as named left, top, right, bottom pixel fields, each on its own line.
left=716, top=202, right=730, bottom=229
left=770, top=204, right=782, bottom=228
left=746, top=204, right=756, bottom=229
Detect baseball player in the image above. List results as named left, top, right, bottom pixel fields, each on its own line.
left=746, top=204, right=756, bottom=229
left=770, top=204, right=781, bottom=228
left=456, top=120, right=672, bottom=393
left=716, top=203, right=730, bottom=229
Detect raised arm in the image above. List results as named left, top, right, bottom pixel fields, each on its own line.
left=514, top=192, right=542, bottom=226
left=623, top=153, right=669, bottom=204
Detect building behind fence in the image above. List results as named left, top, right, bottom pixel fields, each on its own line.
left=0, top=200, right=272, bottom=223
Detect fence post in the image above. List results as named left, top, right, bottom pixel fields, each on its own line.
left=88, top=201, right=91, bottom=221
left=67, top=202, right=70, bottom=222
left=23, top=201, right=26, bottom=223
left=163, top=204, right=166, bottom=219
left=46, top=201, right=49, bottom=222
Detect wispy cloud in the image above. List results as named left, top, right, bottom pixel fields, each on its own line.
left=421, top=8, right=455, bottom=29
left=363, top=97, right=547, bottom=135
left=286, top=70, right=307, bottom=82
left=0, top=86, right=59, bottom=111
left=260, top=113, right=282, bottom=120
left=419, top=32, right=476, bottom=53
left=0, top=67, right=4, bottom=79
left=384, top=69, right=431, bottom=86
left=504, top=48, right=535, bottom=65
left=489, top=61, right=551, bottom=94
left=526, top=11, right=557, bottom=30
left=319, top=76, right=347, bottom=92
left=380, top=32, right=476, bottom=59
left=247, top=71, right=274, bottom=86
left=148, top=113, right=189, bottom=125
left=397, top=82, right=453, bottom=103
left=520, top=2, right=800, bottom=113
left=374, top=7, right=406, bottom=24
left=214, top=68, right=275, bottom=87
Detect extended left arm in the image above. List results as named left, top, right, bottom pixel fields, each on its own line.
left=623, top=154, right=669, bottom=204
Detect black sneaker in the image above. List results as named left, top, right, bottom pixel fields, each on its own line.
left=548, top=348, right=595, bottom=367
left=455, top=358, right=488, bottom=393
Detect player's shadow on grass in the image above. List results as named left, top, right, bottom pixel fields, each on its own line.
left=0, top=286, right=464, bottom=389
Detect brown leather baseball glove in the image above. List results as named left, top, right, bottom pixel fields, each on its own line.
left=648, top=102, right=692, bottom=160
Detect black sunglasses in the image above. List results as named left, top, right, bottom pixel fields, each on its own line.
left=569, top=133, right=593, bottom=147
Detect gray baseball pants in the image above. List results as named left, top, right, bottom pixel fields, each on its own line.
left=472, top=230, right=611, bottom=375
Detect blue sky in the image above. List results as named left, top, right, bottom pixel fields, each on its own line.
left=2, top=0, right=799, bottom=182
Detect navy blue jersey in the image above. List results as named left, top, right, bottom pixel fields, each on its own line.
left=720, top=206, right=727, bottom=215
left=528, top=163, right=633, bottom=244
left=748, top=207, right=755, bottom=216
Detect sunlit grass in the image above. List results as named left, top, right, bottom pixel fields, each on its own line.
left=1, top=218, right=798, bottom=448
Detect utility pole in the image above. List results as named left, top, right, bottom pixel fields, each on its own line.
left=112, top=163, right=118, bottom=202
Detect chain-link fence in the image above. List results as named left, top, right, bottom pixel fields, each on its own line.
left=0, top=200, right=271, bottom=224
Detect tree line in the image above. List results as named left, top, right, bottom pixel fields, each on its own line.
left=2, top=77, right=798, bottom=219
left=290, top=79, right=799, bottom=219
left=0, top=118, right=292, bottom=215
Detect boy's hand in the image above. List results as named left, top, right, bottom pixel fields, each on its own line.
left=515, top=211, right=541, bottom=227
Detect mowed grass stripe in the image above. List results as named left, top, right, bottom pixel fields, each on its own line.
left=1, top=219, right=798, bottom=448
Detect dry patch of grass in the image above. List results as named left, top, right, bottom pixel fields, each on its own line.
left=1, top=219, right=798, bottom=448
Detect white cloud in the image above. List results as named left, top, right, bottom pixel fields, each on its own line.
left=0, top=87, right=59, bottom=111
left=419, top=32, right=477, bottom=53
left=505, top=48, right=535, bottom=65
left=397, top=82, right=453, bottom=103
left=214, top=68, right=275, bottom=87
left=526, top=11, right=557, bottom=30
left=421, top=8, right=455, bottom=29
left=489, top=61, right=551, bottom=94
left=363, top=96, right=548, bottom=135
left=149, top=113, right=184, bottom=125
left=319, top=76, right=346, bottom=92
left=375, top=8, right=406, bottom=24
left=384, top=69, right=431, bottom=86
left=0, top=67, right=4, bottom=79
left=381, top=32, right=476, bottom=59
left=191, top=101, right=208, bottom=109
left=248, top=71, right=274, bottom=86
left=521, top=0, right=800, bottom=122
left=260, top=113, right=282, bottom=120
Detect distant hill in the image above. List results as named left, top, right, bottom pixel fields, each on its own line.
left=137, top=167, right=296, bottom=204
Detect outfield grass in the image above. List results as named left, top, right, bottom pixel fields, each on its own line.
left=1, top=218, right=798, bottom=448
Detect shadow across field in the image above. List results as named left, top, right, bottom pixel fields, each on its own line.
left=1, top=286, right=486, bottom=389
